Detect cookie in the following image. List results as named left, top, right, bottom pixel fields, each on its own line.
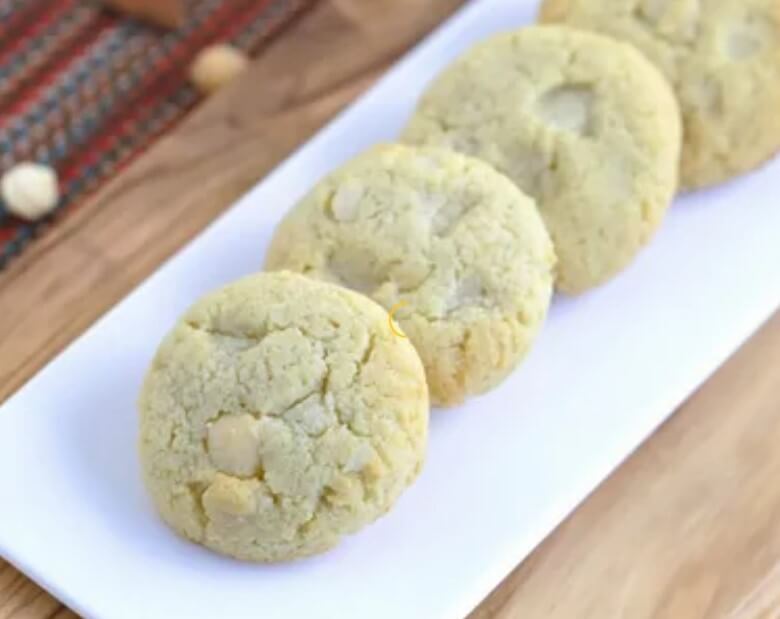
left=138, top=271, right=429, bottom=562
left=265, top=144, right=556, bottom=407
left=539, top=0, right=780, bottom=189
left=402, top=25, right=681, bottom=293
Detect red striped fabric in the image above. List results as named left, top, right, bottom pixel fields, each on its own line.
left=0, top=0, right=316, bottom=268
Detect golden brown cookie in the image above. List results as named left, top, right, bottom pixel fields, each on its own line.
left=403, top=25, right=681, bottom=293
left=266, top=144, right=556, bottom=406
left=139, top=271, right=429, bottom=562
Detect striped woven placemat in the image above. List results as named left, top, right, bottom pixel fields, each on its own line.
left=0, top=0, right=315, bottom=269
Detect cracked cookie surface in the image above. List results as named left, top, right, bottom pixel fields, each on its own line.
left=265, top=144, right=556, bottom=407
left=138, top=271, right=429, bottom=562
left=402, top=26, right=681, bottom=294
left=539, top=0, right=780, bottom=189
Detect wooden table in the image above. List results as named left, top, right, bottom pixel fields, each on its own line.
left=1, top=2, right=778, bottom=617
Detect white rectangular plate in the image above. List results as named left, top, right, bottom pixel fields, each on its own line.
left=2, top=1, right=779, bottom=618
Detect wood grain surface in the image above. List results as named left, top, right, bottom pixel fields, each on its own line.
left=1, top=1, right=778, bottom=618
left=472, top=312, right=780, bottom=619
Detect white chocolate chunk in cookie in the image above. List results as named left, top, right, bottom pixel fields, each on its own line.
left=536, top=84, right=594, bottom=135
left=207, top=413, right=261, bottom=478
